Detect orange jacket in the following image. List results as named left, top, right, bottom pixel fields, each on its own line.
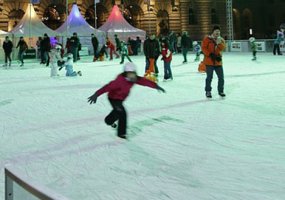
left=202, top=36, right=226, bottom=66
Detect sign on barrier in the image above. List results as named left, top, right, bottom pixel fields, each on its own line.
left=230, top=42, right=242, bottom=52
left=255, top=42, right=266, bottom=52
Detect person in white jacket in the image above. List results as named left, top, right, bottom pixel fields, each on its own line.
left=49, top=44, right=63, bottom=77
left=60, top=53, right=82, bottom=76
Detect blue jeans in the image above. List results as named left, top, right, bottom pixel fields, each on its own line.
left=205, top=66, right=224, bottom=93
left=164, top=61, right=172, bottom=79
left=18, top=51, right=25, bottom=64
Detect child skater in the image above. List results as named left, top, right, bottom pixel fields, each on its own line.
left=193, top=41, right=201, bottom=61
left=120, top=41, right=132, bottom=64
left=59, top=53, right=82, bottom=76
left=87, top=62, right=166, bottom=139
left=249, top=36, right=257, bottom=61
left=49, top=44, right=63, bottom=77
left=161, top=39, right=173, bottom=81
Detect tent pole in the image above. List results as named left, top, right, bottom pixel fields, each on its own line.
left=66, top=0, right=68, bottom=38
left=94, top=0, right=97, bottom=29
left=148, top=0, right=151, bottom=35
left=29, top=2, right=32, bottom=47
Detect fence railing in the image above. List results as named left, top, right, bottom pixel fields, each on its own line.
left=5, top=166, right=70, bottom=200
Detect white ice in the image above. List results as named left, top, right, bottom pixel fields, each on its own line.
left=0, top=52, right=285, bottom=200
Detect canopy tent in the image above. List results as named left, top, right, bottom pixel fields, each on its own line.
left=98, top=5, right=146, bottom=43
left=56, top=4, right=105, bottom=39
left=0, top=30, right=8, bottom=35
left=56, top=3, right=105, bottom=53
left=9, top=3, right=58, bottom=37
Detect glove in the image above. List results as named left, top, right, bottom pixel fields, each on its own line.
left=209, top=53, right=216, bottom=60
left=87, top=93, right=98, bottom=104
left=156, top=85, right=166, bottom=93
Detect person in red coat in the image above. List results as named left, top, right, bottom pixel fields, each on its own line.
left=106, top=37, right=119, bottom=60
left=161, top=39, right=173, bottom=81
left=88, top=62, right=165, bottom=139
left=201, top=25, right=226, bottom=98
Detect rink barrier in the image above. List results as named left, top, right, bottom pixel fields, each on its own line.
left=225, top=39, right=280, bottom=52
left=5, top=166, right=70, bottom=200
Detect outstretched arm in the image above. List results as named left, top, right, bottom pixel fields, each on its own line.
left=136, top=76, right=166, bottom=93
left=88, top=78, right=119, bottom=104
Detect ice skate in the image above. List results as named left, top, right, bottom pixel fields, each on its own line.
left=117, top=134, right=127, bottom=139
left=206, top=91, right=212, bottom=98
left=77, top=71, right=82, bottom=76
left=111, top=123, right=117, bottom=128
left=218, top=92, right=226, bottom=97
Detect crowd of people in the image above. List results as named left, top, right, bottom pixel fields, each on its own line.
left=2, top=25, right=285, bottom=139
left=1, top=25, right=285, bottom=92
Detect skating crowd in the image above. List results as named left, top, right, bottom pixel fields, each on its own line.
left=2, top=24, right=285, bottom=139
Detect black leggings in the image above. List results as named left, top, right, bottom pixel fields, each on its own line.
left=105, top=98, right=127, bottom=136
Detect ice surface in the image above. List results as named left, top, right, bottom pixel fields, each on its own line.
left=0, top=52, right=285, bottom=200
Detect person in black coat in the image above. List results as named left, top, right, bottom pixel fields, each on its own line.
left=16, top=37, right=28, bottom=67
left=181, top=31, right=192, bottom=63
left=70, top=32, right=80, bottom=62
left=2, top=36, right=13, bottom=67
left=41, top=33, right=51, bottom=65
left=91, top=33, right=99, bottom=61
left=114, top=34, right=121, bottom=53
left=143, top=34, right=160, bottom=76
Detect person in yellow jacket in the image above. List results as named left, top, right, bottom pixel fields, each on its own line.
left=202, top=25, right=226, bottom=98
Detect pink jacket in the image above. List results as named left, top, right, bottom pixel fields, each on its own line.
left=95, top=74, right=157, bottom=100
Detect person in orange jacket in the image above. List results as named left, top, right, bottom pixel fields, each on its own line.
left=202, top=25, right=226, bottom=98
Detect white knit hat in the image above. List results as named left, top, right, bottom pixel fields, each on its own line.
left=249, top=37, right=255, bottom=42
left=55, top=44, right=62, bottom=50
left=123, top=62, right=136, bottom=72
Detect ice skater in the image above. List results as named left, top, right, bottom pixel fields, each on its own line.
left=87, top=62, right=165, bottom=139
left=120, top=41, right=132, bottom=64
left=106, top=37, right=120, bottom=60
left=193, top=41, right=201, bottom=62
left=16, top=37, right=28, bottom=67
left=249, top=36, right=257, bottom=61
left=161, top=39, right=173, bottom=81
left=59, top=53, right=82, bottom=77
left=49, top=44, right=63, bottom=77
left=2, top=36, right=13, bottom=67
left=273, top=24, right=285, bottom=55
left=202, top=25, right=226, bottom=98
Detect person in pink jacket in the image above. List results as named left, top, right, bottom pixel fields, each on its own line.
left=88, top=62, right=165, bottom=139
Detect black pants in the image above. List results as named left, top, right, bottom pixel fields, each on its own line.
left=105, top=98, right=127, bottom=136
left=205, top=66, right=224, bottom=93
left=5, top=52, right=12, bottom=64
left=273, top=44, right=282, bottom=55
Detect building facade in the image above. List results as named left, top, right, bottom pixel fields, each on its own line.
left=0, top=0, right=284, bottom=40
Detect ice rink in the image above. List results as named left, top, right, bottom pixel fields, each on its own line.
left=0, top=52, right=285, bottom=200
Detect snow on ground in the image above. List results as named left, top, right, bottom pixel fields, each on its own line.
left=0, top=52, right=285, bottom=200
